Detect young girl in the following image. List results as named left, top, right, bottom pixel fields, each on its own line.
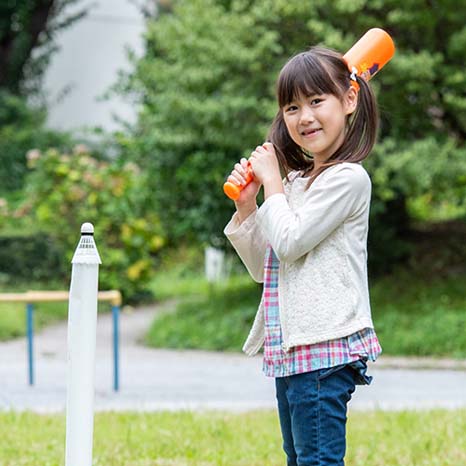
left=224, top=46, right=382, bottom=465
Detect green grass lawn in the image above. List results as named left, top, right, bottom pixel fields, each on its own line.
left=0, top=409, right=465, bottom=465
left=147, top=268, right=466, bottom=358
left=147, top=273, right=259, bottom=351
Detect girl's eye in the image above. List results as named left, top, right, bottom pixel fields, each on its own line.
left=285, top=105, right=298, bottom=112
left=310, top=98, right=323, bottom=105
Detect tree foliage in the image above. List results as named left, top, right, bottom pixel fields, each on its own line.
left=120, top=0, right=466, bottom=269
left=0, top=0, right=85, bottom=193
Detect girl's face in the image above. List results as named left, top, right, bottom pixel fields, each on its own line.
left=282, top=88, right=357, bottom=162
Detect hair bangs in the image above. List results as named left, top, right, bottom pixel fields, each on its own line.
left=277, top=52, right=341, bottom=108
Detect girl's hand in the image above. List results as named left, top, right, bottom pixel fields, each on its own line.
left=249, top=142, right=281, bottom=186
left=226, top=157, right=261, bottom=206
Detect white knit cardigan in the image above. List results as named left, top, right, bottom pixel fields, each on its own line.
left=224, top=162, right=375, bottom=356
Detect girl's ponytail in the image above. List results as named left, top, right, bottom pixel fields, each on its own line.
left=328, top=74, right=379, bottom=165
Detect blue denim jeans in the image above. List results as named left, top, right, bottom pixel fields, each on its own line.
left=275, top=361, right=371, bottom=466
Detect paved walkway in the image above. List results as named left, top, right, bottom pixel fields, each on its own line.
left=1, top=303, right=466, bottom=412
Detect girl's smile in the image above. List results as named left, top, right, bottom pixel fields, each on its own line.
left=301, top=127, right=322, bottom=138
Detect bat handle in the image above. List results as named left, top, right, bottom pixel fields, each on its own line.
left=223, top=164, right=254, bottom=200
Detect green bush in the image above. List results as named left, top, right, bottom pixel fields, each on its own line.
left=0, top=233, right=66, bottom=284
left=8, top=146, right=165, bottom=301
left=366, top=138, right=466, bottom=274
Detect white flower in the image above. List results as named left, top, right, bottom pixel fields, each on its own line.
left=124, top=162, right=141, bottom=174
left=73, top=144, right=90, bottom=155
left=26, top=149, right=41, bottom=161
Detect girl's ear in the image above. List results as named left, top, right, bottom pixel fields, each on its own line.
left=344, top=86, right=358, bottom=116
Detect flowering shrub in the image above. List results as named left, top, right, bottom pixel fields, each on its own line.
left=16, top=145, right=165, bottom=300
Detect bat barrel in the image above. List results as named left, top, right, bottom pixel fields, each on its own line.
left=343, top=28, right=395, bottom=82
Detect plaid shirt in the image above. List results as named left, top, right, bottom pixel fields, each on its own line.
left=263, top=245, right=382, bottom=378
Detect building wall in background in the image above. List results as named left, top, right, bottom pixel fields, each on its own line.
left=43, top=0, right=147, bottom=132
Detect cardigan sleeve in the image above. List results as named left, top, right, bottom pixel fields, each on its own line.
left=224, top=207, right=267, bottom=283
left=256, top=163, right=371, bottom=263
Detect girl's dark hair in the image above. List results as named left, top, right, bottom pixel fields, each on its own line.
left=267, top=46, right=379, bottom=182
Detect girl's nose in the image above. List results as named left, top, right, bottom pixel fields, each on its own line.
left=299, top=107, right=315, bottom=124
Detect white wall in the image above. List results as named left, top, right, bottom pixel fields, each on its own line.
left=43, top=0, right=147, bottom=132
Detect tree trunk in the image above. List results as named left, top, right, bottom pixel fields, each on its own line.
left=0, top=0, right=56, bottom=93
